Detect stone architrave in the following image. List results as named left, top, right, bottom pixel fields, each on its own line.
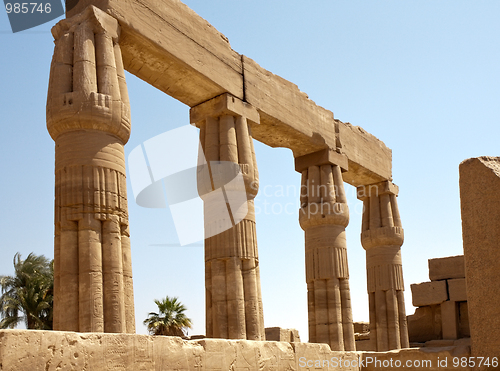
left=296, top=149, right=356, bottom=351
left=47, top=6, right=135, bottom=333
left=190, top=94, right=265, bottom=340
left=460, top=156, right=500, bottom=367
left=357, top=181, right=408, bottom=351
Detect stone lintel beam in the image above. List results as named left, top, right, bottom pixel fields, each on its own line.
left=356, top=180, right=399, bottom=200
left=294, top=149, right=348, bottom=173
left=190, top=93, right=260, bottom=126
left=67, top=0, right=392, bottom=186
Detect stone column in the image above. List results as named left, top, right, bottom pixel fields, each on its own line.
left=460, top=157, right=500, bottom=368
left=47, top=6, right=135, bottom=333
left=296, top=150, right=355, bottom=351
left=190, top=94, right=265, bottom=340
left=357, top=181, right=408, bottom=351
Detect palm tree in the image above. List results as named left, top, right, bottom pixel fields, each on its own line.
left=0, top=252, right=54, bottom=330
left=143, top=296, right=192, bottom=337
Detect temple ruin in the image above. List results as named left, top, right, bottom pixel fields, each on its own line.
left=1, top=0, right=499, bottom=370
left=45, top=1, right=410, bottom=350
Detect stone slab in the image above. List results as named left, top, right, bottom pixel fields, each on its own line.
left=428, top=255, right=465, bottom=281
left=337, top=121, right=392, bottom=186
left=411, top=280, right=448, bottom=307
left=0, top=330, right=473, bottom=371
left=448, top=278, right=467, bottom=302
left=460, top=156, right=500, bottom=367
left=65, top=0, right=392, bottom=186
left=264, top=327, right=301, bottom=343
left=295, top=149, right=349, bottom=173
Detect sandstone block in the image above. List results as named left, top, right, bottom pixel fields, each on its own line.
left=353, top=321, right=370, bottom=334
left=411, top=280, right=448, bottom=307
left=460, top=156, right=500, bottom=366
left=265, top=327, right=301, bottom=342
left=458, top=302, right=470, bottom=338
left=441, top=301, right=459, bottom=340
left=448, top=278, right=467, bottom=302
left=354, top=339, right=374, bottom=351
left=407, top=305, right=442, bottom=343
left=0, top=330, right=473, bottom=371
left=428, top=255, right=465, bottom=281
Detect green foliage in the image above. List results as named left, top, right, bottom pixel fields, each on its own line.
left=143, top=296, right=192, bottom=337
left=0, top=253, right=54, bottom=330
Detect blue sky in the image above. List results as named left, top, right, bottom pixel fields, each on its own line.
left=0, top=1, right=499, bottom=339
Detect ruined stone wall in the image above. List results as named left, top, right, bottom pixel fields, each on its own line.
left=408, top=255, right=469, bottom=344
left=0, top=330, right=471, bottom=371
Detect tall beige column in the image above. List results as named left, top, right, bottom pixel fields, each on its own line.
left=460, top=157, right=500, bottom=369
left=296, top=150, right=355, bottom=351
left=47, top=6, right=135, bottom=333
left=190, top=94, right=265, bottom=340
left=357, top=181, right=408, bottom=351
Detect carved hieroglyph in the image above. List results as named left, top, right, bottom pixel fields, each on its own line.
left=357, top=181, right=409, bottom=351
left=296, top=150, right=355, bottom=351
left=191, top=94, right=265, bottom=340
left=47, top=6, right=135, bottom=333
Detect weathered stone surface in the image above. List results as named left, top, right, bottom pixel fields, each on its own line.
left=0, top=330, right=474, bottom=371
left=460, top=156, right=500, bottom=367
left=48, top=6, right=135, bottom=334
left=441, top=301, right=459, bottom=340
left=355, top=339, right=374, bottom=351
left=448, top=278, right=467, bottom=302
left=458, top=302, right=470, bottom=338
left=428, top=255, right=465, bottom=281
left=353, top=322, right=370, bottom=334
left=339, top=121, right=392, bottom=186
left=67, top=0, right=244, bottom=107
left=65, top=0, right=392, bottom=186
left=411, top=281, right=448, bottom=307
left=192, top=95, right=264, bottom=341
left=265, top=327, right=301, bottom=343
left=299, top=162, right=355, bottom=351
left=358, top=181, right=408, bottom=351
left=408, top=305, right=442, bottom=343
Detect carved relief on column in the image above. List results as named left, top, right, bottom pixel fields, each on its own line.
left=47, top=6, right=135, bottom=333
left=296, top=150, right=355, bottom=351
left=357, top=181, right=409, bottom=351
left=190, top=93, right=265, bottom=340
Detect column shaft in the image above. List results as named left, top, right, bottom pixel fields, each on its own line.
left=48, top=8, right=135, bottom=334
left=299, top=158, right=354, bottom=351
left=359, top=181, right=408, bottom=351
left=193, top=96, right=264, bottom=341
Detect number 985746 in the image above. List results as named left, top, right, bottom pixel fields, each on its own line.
left=5, top=3, right=52, bottom=14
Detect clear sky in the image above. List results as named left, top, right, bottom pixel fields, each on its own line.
left=0, top=1, right=499, bottom=340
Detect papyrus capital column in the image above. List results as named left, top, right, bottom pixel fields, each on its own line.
left=47, top=6, right=135, bottom=333
left=357, top=181, right=408, bottom=351
left=296, top=149, right=355, bottom=351
left=190, top=93, right=265, bottom=340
